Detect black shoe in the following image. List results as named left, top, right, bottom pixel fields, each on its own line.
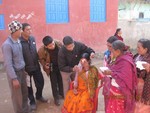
left=54, top=99, right=60, bottom=106
left=30, top=103, right=37, bottom=110
left=36, top=97, right=47, bottom=103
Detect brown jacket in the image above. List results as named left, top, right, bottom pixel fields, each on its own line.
left=38, top=40, right=62, bottom=75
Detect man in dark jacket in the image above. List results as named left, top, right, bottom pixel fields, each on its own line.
left=20, top=23, right=47, bottom=110
left=38, top=36, right=64, bottom=106
left=58, top=36, right=95, bottom=97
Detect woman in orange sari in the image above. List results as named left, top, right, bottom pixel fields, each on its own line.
left=61, top=53, right=99, bottom=113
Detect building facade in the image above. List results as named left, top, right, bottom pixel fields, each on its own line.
left=0, top=0, right=118, bottom=54
left=118, top=0, right=150, bottom=49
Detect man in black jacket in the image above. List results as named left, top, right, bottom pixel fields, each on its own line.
left=58, top=36, right=95, bottom=97
left=20, top=23, right=47, bottom=110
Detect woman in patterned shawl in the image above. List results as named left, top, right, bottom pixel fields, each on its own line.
left=134, top=39, right=150, bottom=113
left=61, top=53, right=99, bottom=113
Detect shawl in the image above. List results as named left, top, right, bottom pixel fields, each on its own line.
left=109, top=52, right=137, bottom=113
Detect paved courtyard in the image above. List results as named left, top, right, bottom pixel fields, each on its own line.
left=0, top=57, right=105, bottom=113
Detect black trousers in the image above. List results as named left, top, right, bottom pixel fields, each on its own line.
left=28, top=69, right=44, bottom=105
left=50, top=67, right=64, bottom=100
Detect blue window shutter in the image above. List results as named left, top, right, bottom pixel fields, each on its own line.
left=90, top=0, right=106, bottom=22
left=45, top=0, right=69, bottom=23
left=0, top=14, right=5, bottom=30
left=0, top=0, right=2, bottom=4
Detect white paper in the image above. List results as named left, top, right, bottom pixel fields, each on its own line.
left=136, top=61, right=147, bottom=70
left=111, top=78, right=119, bottom=87
left=99, top=67, right=119, bottom=87
left=99, top=67, right=109, bottom=72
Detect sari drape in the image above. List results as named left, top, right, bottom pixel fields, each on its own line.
left=105, top=52, right=137, bottom=113
left=62, top=66, right=99, bottom=113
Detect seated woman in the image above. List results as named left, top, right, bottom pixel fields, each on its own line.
left=102, top=40, right=137, bottom=113
left=61, top=53, right=100, bottom=113
left=134, top=39, right=150, bottom=113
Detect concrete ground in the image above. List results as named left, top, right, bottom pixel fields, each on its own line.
left=0, top=57, right=105, bottom=113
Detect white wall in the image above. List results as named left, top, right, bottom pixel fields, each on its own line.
left=118, top=1, right=150, bottom=50
left=118, top=20, right=150, bottom=49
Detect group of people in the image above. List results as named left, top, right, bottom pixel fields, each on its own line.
left=2, top=20, right=150, bottom=113
left=2, top=20, right=95, bottom=113
left=102, top=31, right=150, bottom=113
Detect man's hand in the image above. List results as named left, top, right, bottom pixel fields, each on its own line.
left=12, top=79, right=20, bottom=89
left=73, top=65, right=79, bottom=72
left=44, top=63, right=50, bottom=70
left=90, top=52, right=95, bottom=59
left=73, top=88, right=78, bottom=95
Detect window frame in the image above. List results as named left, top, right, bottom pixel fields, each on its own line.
left=45, top=0, right=69, bottom=24
left=90, top=0, right=106, bottom=22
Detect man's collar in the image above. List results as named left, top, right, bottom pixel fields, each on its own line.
left=9, top=36, right=20, bottom=43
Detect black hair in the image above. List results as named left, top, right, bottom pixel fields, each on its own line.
left=114, top=28, right=121, bottom=36
left=107, top=36, right=118, bottom=44
left=42, top=36, right=53, bottom=46
left=81, top=53, right=91, bottom=64
left=138, top=38, right=150, bottom=53
left=22, top=23, right=30, bottom=31
left=63, top=36, right=74, bottom=45
left=112, top=40, right=125, bottom=52
left=81, top=53, right=90, bottom=61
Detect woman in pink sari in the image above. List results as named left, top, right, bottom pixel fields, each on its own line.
left=102, top=40, right=137, bottom=113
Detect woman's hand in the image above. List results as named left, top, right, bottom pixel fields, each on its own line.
left=143, top=63, right=150, bottom=73
left=103, top=69, right=112, bottom=75
left=90, top=52, right=95, bottom=59
left=73, top=88, right=78, bottom=95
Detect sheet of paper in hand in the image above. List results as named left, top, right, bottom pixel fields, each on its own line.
left=136, top=61, right=147, bottom=70
left=99, top=67, right=111, bottom=77
left=99, top=67, right=109, bottom=72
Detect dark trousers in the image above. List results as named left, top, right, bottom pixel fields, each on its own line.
left=28, top=69, right=44, bottom=105
left=50, top=67, right=64, bottom=100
